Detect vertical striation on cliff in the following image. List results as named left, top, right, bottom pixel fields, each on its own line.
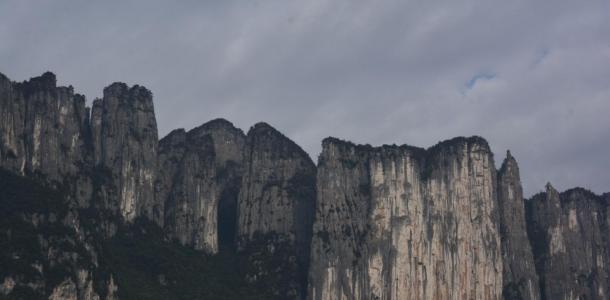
left=526, top=184, right=610, bottom=299
left=6, top=71, right=610, bottom=300
left=156, top=119, right=246, bottom=253
left=497, top=151, right=539, bottom=300
left=185, top=119, right=246, bottom=249
left=156, top=129, right=217, bottom=252
left=309, top=137, right=502, bottom=300
left=237, top=122, right=317, bottom=299
left=90, top=82, right=159, bottom=222
left=0, top=72, right=91, bottom=205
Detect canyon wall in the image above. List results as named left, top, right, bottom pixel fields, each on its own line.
left=497, top=151, right=539, bottom=300
left=1, top=71, right=608, bottom=300
left=526, top=185, right=610, bottom=299
left=0, top=72, right=91, bottom=206
left=91, top=82, right=159, bottom=222
left=237, top=122, right=317, bottom=298
left=308, top=137, right=502, bottom=300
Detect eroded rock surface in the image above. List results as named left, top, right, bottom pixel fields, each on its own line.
left=4, top=71, right=610, bottom=300
left=497, top=151, right=539, bottom=300
left=91, top=82, right=158, bottom=222
left=184, top=119, right=246, bottom=249
left=526, top=184, right=610, bottom=300
left=238, top=122, right=316, bottom=299
left=309, top=137, right=502, bottom=300
left=156, top=119, right=246, bottom=253
left=157, top=128, right=218, bottom=252
left=0, top=72, right=91, bottom=206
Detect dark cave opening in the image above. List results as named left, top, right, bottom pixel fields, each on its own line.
left=217, top=180, right=239, bottom=252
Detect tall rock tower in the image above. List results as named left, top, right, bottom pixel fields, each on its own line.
left=526, top=184, right=610, bottom=299
left=308, top=137, right=502, bottom=300
left=91, top=82, right=159, bottom=222
left=0, top=72, right=91, bottom=206
left=237, top=122, right=317, bottom=299
left=156, top=119, right=246, bottom=253
left=497, top=151, right=539, bottom=299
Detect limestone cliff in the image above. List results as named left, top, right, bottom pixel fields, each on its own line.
left=91, top=82, right=158, bottom=222
left=3, top=71, right=610, bottom=300
left=309, top=137, right=502, bottom=300
left=526, top=184, right=610, bottom=300
left=0, top=72, right=91, bottom=206
left=184, top=119, right=246, bottom=249
left=156, top=129, right=218, bottom=252
left=237, top=122, right=317, bottom=298
left=156, top=119, right=245, bottom=253
left=497, top=151, right=539, bottom=300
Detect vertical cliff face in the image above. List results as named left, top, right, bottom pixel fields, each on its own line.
left=156, top=119, right=246, bottom=253
left=497, top=151, right=539, bottom=300
left=6, top=71, right=610, bottom=300
left=309, top=137, right=502, bottom=300
left=237, top=122, right=317, bottom=298
left=0, top=72, right=91, bottom=205
left=238, top=122, right=316, bottom=246
left=185, top=119, right=246, bottom=249
left=91, top=83, right=158, bottom=222
left=526, top=185, right=610, bottom=300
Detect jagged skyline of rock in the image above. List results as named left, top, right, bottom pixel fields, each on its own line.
left=1, top=70, right=609, bottom=299
left=2, top=1, right=609, bottom=197
left=3, top=70, right=609, bottom=199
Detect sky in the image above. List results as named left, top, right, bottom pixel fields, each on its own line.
left=1, top=0, right=609, bottom=196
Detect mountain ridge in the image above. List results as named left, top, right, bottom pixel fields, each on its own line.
left=0, top=71, right=608, bottom=299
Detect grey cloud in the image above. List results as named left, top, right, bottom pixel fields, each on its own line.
left=1, top=0, right=608, bottom=195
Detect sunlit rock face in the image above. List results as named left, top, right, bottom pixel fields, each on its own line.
left=0, top=72, right=91, bottom=205
left=308, top=137, right=502, bottom=300
left=497, top=151, right=540, bottom=300
left=90, top=82, right=158, bottom=222
left=156, top=119, right=246, bottom=253
left=526, top=185, right=610, bottom=300
left=237, top=122, right=317, bottom=298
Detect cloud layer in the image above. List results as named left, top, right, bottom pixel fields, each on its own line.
left=1, top=0, right=609, bottom=195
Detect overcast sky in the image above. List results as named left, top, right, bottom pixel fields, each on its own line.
left=1, top=0, right=609, bottom=196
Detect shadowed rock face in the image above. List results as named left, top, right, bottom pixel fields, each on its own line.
left=526, top=185, right=610, bottom=300
left=0, top=72, right=91, bottom=205
left=497, top=151, right=540, bottom=300
left=185, top=119, right=246, bottom=250
left=309, top=137, right=502, bottom=300
left=238, top=122, right=316, bottom=246
left=90, top=82, right=159, bottom=222
left=237, top=122, right=317, bottom=299
left=157, top=129, right=218, bottom=252
left=156, top=119, right=246, bottom=253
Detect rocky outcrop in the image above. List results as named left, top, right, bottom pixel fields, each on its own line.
left=49, top=271, right=107, bottom=300
left=237, top=122, right=316, bottom=249
left=237, top=122, right=317, bottom=298
left=6, top=71, right=610, bottom=300
left=183, top=119, right=246, bottom=249
left=0, top=169, right=112, bottom=300
left=91, top=82, right=158, bottom=222
left=497, top=151, right=539, bottom=300
left=526, top=185, right=610, bottom=300
left=49, top=279, right=79, bottom=300
left=0, top=72, right=91, bottom=206
left=156, top=119, right=245, bottom=253
left=309, top=137, right=502, bottom=300
left=157, top=128, right=218, bottom=252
